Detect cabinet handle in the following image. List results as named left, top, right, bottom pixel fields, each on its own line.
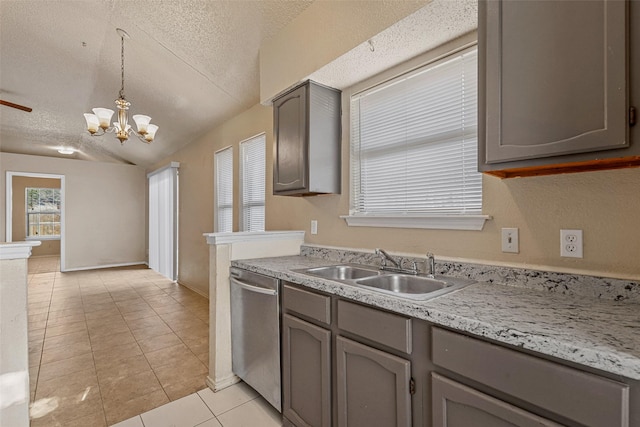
left=230, top=277, right=278, bottom=296
left=630, top=106, right=637, bottom=127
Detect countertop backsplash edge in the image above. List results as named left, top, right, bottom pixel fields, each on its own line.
left=299, top=244, right=640, bottom=302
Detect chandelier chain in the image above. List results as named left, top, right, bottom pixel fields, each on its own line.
left=120, top=35, right=125, bottom=99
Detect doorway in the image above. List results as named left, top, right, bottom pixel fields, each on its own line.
left=5, top=172, right=66, bottom=271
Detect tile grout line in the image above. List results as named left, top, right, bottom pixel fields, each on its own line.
left=94, top=271, right=141, bottom=426
left=117, top=283, right=173, bottom=408
left=81, top=272, right=110, bottom=427
left=97, top=273, right=170, bottom=424
left=194, top=391, right=223, bottom=427
left=28, top=266, right=56, bottom=414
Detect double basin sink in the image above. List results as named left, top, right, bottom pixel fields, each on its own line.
left=297, top=264, right=475, bottom=301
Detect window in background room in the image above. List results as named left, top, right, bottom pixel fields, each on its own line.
left=215, top=146, right=234, bottom=232
left=348, top=45, right=485, bottom=230
left=26, top=187, right=61, bottom=238
left=240, top=134, right=266, bottom=232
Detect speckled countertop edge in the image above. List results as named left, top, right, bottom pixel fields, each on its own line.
left=231, top=255, right=640, bottom=380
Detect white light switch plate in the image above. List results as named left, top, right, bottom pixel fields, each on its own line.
left=501, top=228, right=519, bottom=253
left=311, top=220, right=318, bottom=235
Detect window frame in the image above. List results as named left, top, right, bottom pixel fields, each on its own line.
left=25, top=187, right=61, bottom=240
left=239, top=133, right=266, bottom=232
left=343, top=41, right=490, bottom=231
left=214, top=146, right=234, bottom=233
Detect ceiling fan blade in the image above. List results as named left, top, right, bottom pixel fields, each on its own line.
left=0, top=100, right=32, bottom=112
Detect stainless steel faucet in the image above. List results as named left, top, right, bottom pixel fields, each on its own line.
left=426, top=252, right=435, bottom=277
left=375, top=248, right=420, bottom=275
left=375, top=248, right=401, bottom=268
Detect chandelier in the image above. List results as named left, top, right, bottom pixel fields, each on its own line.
left=83, top=28, right=158, bottom=144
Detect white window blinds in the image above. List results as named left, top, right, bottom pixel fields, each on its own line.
left=350, top=46, right=481, bottom=216
left=148, top=163, right=178, bottom=281
left=240, top=134, right=266, bottom=232
left=215, top=147, right=233, bottom=232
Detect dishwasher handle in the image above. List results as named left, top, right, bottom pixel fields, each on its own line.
left=230, top=277, right=278, bottom=296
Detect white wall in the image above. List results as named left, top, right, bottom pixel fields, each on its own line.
left=0, top=242, right=39, bottom=427
left=1, top=153, right=146, bottom=270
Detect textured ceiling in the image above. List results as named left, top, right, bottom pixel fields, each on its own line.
left=309, top=0, right=478, bottom=92
left=0, top=0, right=477, bottom=168
left=0, top=0, right=313, bottom=167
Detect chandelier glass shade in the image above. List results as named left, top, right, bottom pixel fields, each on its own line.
left=83, top=28, right=158, bottom=144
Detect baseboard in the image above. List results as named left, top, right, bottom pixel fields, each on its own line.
left=62, top=261, right=147, bottom=272
left=206, top=374, right=240, bottom=392
left=177, top=281, right=209, bottom=299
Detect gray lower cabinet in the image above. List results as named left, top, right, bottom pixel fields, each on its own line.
left=431, top=327, right=630, bottom=427
left=431, top=373, right=561, bottom=427
left=281, top=282, right=637, bottom=427
left=282, top=285, right=332, bottom=427
left=282, top=314, right=332, bottom=427
left=336, top=336, right=412, bottom=427
left=282, top=283, right=417, bottom=427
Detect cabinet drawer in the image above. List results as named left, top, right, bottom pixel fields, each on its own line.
left=432, top=327, right=629, bottom=427
left=283, top=285, right=331, bottom=326
left=432, top=373, right=562, bottom=427
left=337, top=300, right=411, bottom=354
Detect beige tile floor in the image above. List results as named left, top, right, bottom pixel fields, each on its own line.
left=112, top=382, right=283, bottom=427
left=27, top=256, right=210, bottom=426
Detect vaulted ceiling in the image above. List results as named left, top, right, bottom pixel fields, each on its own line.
left=0, top=0, right=477, bottom=168
left=0, top=0, right=314, bottom=166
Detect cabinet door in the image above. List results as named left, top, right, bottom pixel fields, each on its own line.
left=336, top=336, right=411, bottom=427
left=432, top=373, right=563, bottom=427
left=482, top=0, right=628, bottom=164
left=274, top=84, right=308, bottom=193
left=282, top=314, right=331, bottom=427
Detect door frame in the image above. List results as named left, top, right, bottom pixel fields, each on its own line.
left=5, top=171, right=66, bottom=272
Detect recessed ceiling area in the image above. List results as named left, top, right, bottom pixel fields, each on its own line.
left=0, top=0, right=477, bottom=168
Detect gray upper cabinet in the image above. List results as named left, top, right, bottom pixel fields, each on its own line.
left=273, top=80, right=341, bottom=196
left=479, top=0, right=638, bottom=176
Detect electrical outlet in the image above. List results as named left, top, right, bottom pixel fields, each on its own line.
left=501, top=228, right=519, bottom=253
left=311, top=220, right=318, bottom=235
left=560, top=229, right=583, bottom=258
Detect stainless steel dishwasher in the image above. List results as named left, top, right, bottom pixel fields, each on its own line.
left=230, top=267, right=281, bottom=412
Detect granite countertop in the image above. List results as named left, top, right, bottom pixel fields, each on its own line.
left=232, top=255, right=640, bottom=381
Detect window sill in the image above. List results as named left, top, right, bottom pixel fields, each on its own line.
left=25, top=236, right=60, bottom=241
left=340, top=214, right=491, bottom=231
